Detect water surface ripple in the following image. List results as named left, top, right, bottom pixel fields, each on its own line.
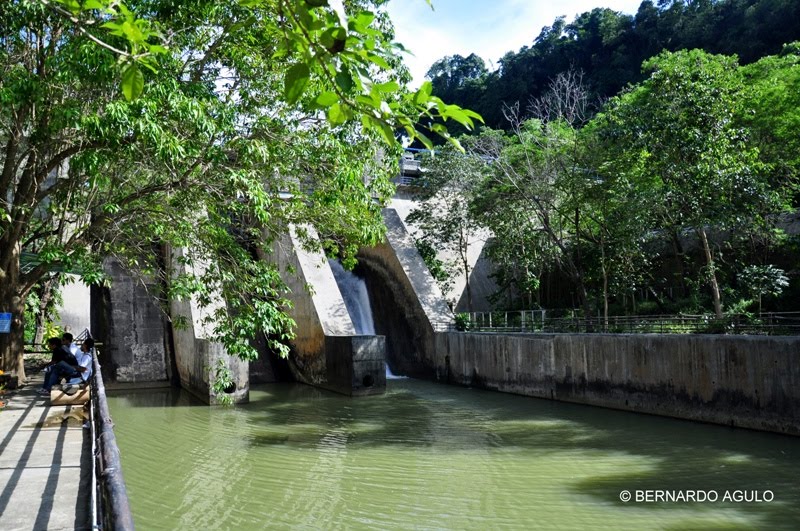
left=108, top=379, right=800, bottom=530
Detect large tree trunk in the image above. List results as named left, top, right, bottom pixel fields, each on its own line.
left=0, top=245, right=27, bottom=383
left=698, top=228, right=723, bottom=318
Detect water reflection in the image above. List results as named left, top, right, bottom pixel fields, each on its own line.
left=108, top=380, right=800, bottom=530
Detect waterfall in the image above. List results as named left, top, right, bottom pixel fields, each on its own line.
left=328, top=260, right=406, bottom=379
left=328, top=259, right=375, bottom=335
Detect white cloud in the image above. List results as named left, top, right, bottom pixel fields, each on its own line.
left=386, top=0, right=643, bottom=86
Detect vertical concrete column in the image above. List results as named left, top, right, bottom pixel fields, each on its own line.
left=167, top=247, right=249, bottom=404
left=92, top=258, right=169, bottom=383
left=271, top=226, right=355, bottom=384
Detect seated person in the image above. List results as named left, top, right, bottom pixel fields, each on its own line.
left=61, top=332, right=80, bottom=357
left=44, top=336, right=76, bottom=368
left=62, top=338, right=95, bottom=394
left=37, top=337, right=84, bottom=396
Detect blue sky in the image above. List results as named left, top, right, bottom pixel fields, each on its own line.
left=385, top=0, right=645, bottom=85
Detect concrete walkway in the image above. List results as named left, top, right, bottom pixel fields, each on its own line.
left=0, top=373, right=91, bottom=531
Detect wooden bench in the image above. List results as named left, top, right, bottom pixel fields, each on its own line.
left=50, top=384, right=91, bottom=406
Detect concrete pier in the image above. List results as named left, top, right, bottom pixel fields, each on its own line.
left=0, top=374, right=91, bottom=530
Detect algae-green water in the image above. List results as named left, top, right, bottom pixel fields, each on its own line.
left=108, top=379, right=800, bottom=530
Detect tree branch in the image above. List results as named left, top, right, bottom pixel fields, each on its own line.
left=38, top=0, right=147, bottom=60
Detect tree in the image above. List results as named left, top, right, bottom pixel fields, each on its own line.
left=739, top=43, right=800, bottom=205
left=472, top=71, right=598, bottom=320
left=0, top=0, right=480, bottom=382
left=407, top=145, right=487, bottom=310
left=469, top=130, right=545, bottom=310
left=426, top=53, right=487, bottom=101
left=426, top=0, right=800, bottom=131
left=598, top=50, right=778, bottom=318
left=739, top=264, right=789, bottom=314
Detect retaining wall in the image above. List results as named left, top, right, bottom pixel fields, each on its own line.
left=92, top=258, right=169, bottom=383
left=433, top=332, right=800, bottom=436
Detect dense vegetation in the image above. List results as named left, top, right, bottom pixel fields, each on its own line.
left=0, top=0, right=479, bottom=381
left=425, top=0, right=800, bottom=130
left=410, top=47, right=799, bottom=321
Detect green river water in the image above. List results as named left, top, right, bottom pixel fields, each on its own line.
left=108, top=379, right=800, bottom=530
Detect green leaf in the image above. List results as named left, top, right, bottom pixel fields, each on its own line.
left=350, top=11, right=376, bottom=31
left=284, top=63, right=310, bottom=104
left=327, top=103, right=348, bottom=125
left=414, top=81, right=433, bottom=105
left=83, top=0, right=107, bottom=9
left=445, top=135, right=464, bottom=152
left=440, top=106, right=474, bottom=129
left=229, top=15, right=257, bottom=34
left=374, top=81, right=400, bottom=93
left=335, top=70, right=354, bottom=93
left=377, top=120, right=396, bottom=145
left=121, top=63, right=144, bottom=101
left=315, top=91, right=339, bottom=107
left=414, top=129, right=434, bottom=150
left=365, top=52, right=390, bottom=69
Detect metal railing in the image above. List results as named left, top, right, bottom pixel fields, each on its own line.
left=90, top=351, right=135, bottom=530
left=458, top=310, right=800, bottom=335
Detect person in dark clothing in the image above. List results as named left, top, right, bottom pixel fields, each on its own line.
left=38, top=337, right=83, bottom=396
left=45, top=336, right=76, bottom=367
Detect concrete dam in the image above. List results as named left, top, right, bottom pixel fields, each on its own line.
left=81, top=207, right=800, bottom=436
left=89, top=208, right=453, bottom=403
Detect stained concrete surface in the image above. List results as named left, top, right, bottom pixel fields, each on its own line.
left=0, top=374, right=91, bottom=530
left=433, top=332, right=800, bottom=436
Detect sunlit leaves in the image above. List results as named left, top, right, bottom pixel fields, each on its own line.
left=4, top=0, right=483, bottom=368
left=314, top=91, right=338, bottom=107
left=120, top=63, right=144, bottom=100
left=284, top=62, right=311, bottom=104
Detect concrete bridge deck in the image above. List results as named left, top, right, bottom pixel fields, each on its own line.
left=0, top=374, right=91, bottom=530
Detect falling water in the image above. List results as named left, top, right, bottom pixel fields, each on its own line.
left=328, top=259, right=375, bottom=335
left=328, top=259, right=405, bottom=379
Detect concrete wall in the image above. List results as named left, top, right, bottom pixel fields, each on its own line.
left=432, top=332, right=800, bottom=436
left=270, top=226, right=385, bottom=395
left=92, top=259, right=169, bottom=383
left=56, top=274, right=91, bottom=335
left=358, top=209, right=454, bottom=379
left=388, top=194, right=497, bottom=312
left=324, top=335, right=386, bottom=396
left=167, top=247, right=249, bottom=405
